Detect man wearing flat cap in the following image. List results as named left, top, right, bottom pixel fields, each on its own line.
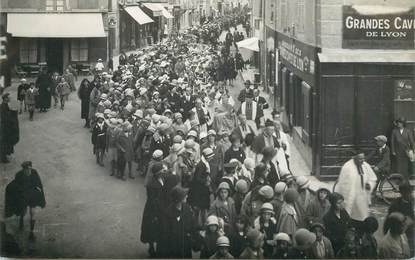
left=368, top=135, right=391, bottom=187
left=5, top=161, right=45, bottom=241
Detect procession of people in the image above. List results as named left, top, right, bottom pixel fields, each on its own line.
left=1, top=8, right=414, bottom=260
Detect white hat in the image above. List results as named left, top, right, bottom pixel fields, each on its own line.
left=296, top=176, right=310, bottom=190
left=152, top=150, right=163, bottom=159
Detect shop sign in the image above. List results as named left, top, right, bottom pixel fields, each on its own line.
left=277, top=33, right=316, bottom=85
left=343, top=5, right=415, bottom=49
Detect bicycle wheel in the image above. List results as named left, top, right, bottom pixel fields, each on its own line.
left=379, top=174, right=404, bottom=204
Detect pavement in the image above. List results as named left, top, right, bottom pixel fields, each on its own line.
left=0, top=27, right=389, bottom=257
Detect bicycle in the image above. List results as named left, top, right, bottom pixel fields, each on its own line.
left=332, top=172, right=406, bottom=205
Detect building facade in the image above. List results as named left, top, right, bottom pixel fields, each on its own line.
left=262, top=0, right=415, bottom=179
left=1, top=0, right=110, bottom=74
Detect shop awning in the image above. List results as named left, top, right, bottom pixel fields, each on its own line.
left=143, top=3, right=174, bottom=19
left=7, top=13, right=106, bottom=38
left=125, top=6, right=154, bottom=25
left=236, top=37, right=259, bottom=52
left=318, top=49, right=415, bottom=63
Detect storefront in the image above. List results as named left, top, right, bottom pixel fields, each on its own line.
left=315, top=6, right=415, bottom=179
left=141, top=3, right=174, bottom=43
left=277, top=32, right=319, bottom=169
left=6, top=13, right=107, bottom=74
left=120, top=5, right=154, bottom=51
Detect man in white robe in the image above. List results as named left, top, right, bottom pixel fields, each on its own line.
left=335, top=152, right=377, bottom=221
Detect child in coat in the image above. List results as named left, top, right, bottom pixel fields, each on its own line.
left=309, top=223, right=335, bottom=259
left=55, top=77, right=71, bottom=110
left=209, top=182, right=237, bottom=234
left=210, top=236, right=234, bottom=259
left=253, top=203, right=277, bottom=258
left=360, top=216, right=378, bottom=258
left=273, top=232, right=291, bottom=259
left=230, top=216, right=248, bottom=257
left=200, top=215, right=223, bottom=259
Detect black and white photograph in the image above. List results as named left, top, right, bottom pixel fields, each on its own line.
left=0, top=0, right=414, bottom=259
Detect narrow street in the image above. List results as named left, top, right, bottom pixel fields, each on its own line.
left=1, top=79, right=147, bottom=258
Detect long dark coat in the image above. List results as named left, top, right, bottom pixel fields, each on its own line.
left=323, top=208, right=352, bottom=254
left=35, top=72, right=52, bottom=109
left=188, top=161, right=211, bottom=211
left=0, top=102, right=19, bottom=157
left=157, top=203, right=196, bottom=258
left=391, top=127, right=414, bottom=177
left=140, top=178, right=164, bottom=243
left=5, top=169, right=46, bottom=217
left=92, top=122, right=108, bottom=149
left=78, top=80, right=93, bottom=119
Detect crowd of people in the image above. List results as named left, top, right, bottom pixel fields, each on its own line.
left=1, top=9, right=413, bottom=259
left=76, top=15, right=414, bottom=259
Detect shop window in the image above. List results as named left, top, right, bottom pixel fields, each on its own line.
left=70, top=39, right=88, bottom=62
left=20, top=39, right=37, bottom=64
left=56, top=0, right=64, bottom=11
left=77, top=0, right=98, bottom=9
left=394, top=79, right=415, bottom=124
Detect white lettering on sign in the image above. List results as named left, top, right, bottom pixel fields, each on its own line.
left=345, top=16, right=415, bottom=30
left=279, top=40, right=314, bottom=75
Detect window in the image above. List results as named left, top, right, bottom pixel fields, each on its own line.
left=394, top=79, right=415, bottom=124
left=71, top=39, right=88, bottom=61
left=20, top=39, right=37, bottom=64
left=46, top=0, right=54, bottom=11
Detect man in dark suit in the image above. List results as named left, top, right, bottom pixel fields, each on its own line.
left=391, top=117, right=414, bottom=178
left=237, top=80, right=252, bottom=103
left=232, top=114, right=256, bottom=143
left=368, top=135, right=391, bottom=193
left=179, top=87, right=196, bottom=120
left=252, top=119, right=280, bottom=161
left=253, top=88, right=269, bottom=127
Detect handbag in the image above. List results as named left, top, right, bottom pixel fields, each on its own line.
left=407, top=149, right=415, bottom=162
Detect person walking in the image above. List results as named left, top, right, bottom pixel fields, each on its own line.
left=78, top=79, right=93, bottom=128
left=35, top=69, right=52, bottom=112
left=17, top=78, right=28, bottom=114
left=334, top=152, right=377, bottom=222
left=55, top=77, right=71, bottom=110
left=4, top=161, right=46, bottom=241
left=25, top=83, right=39, bottom=121
left=91, top=113, right=107, bottom=166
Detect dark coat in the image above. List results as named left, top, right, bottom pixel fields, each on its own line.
left=368, top=145, right=391, bottom=175
left=150, top=132, right=171, bottom=158
left=391, top=128, right=414, bottom=176
left=78, top=80, right=93, bottom=119
left=35, top=72, right=52, bottom=109
left=0, top=102, right=19, bottom=157
left=188, top=161, right=211, bottom=210
left=224, top=147, right=246, bottom=163
left=92, top=123, right=108, bottom=149
left=253, top=96, right=268, bottom=119
left=157, top=203, right=196, bottom=258
left=140, top=178, right=164, bottom=243
left=116, top=133, right=135, bottom=162
left=17, top=83, right=28, bottom=101
left=252, top=134, right=280, bottom=154
left=323, top=209, right=352, bottom=254
left=5, top=169, right=46, bottom=217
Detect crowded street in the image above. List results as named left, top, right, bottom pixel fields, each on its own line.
left=1, top=0, right=414, bottom=259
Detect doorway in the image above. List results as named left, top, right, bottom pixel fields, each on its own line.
left=46, top=39, right=63, bottom=73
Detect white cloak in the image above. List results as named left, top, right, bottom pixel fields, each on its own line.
left=334, top=159, right=377, bottom=221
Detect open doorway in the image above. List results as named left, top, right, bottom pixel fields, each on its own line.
left=46, top=39, right=63, bottom=73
